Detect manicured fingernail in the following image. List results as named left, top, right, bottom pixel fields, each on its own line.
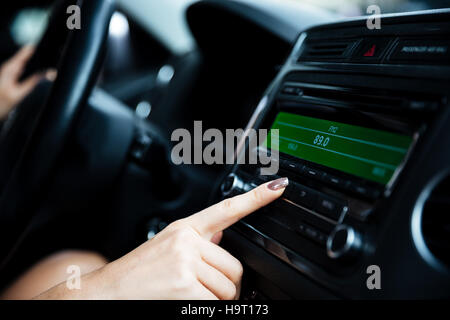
left=268, top=177, right=289, bottom=191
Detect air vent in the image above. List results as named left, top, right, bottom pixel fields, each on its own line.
left=298, top=39, right=358, bottom=62
left=279, top=81, right=441, bottom=113
left=420, top=175, right=450, bottom=269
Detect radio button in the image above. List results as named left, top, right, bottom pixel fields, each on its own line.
left=281, top=160, right=304, bottom=174
left=279, top=158, right=289, bottom=167
left=292, top=184, right=318, bottom=208
left=303, top=166, right=320, bottom=178
left=287, top=161, right=300, bottom=171
left=348, top=182, right=381, bottom=200
left=316, top=232, right=327, bottom=245
left=350, top=183, right=369, bottom=195
left=298, top=223, right=305, bottom=231
left=368, top=188, right=381, bottom=199
left=305, top=226, right=318, bottom=239
left=316, top=195, right=346, bottom=221
left=283, top=183, right=296, bottom=199
left=324, top=174, right=346, bottom=188
left=297, top=223, right=328, bottom=246
left=303, top=166, right=327, bottom=180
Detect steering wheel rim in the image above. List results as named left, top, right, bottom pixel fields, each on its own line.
left=0, top=0, right=115, bottom=270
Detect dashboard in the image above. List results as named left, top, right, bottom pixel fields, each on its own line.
left=1, top=0, right=449, bottom=301
left=218, top=9, right=450, bottom=299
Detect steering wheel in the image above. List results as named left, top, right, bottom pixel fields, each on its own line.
left=0, top=0, right=115, bottom=270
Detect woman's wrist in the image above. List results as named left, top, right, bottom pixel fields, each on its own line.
left=33, top=266, right=109, bottom=300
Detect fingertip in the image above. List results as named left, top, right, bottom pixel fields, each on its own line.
left=243, top=178, right=288, bottom=210
left=187, top=178, right=289, bottom=239
left=267, top=177, right=289, bottom=192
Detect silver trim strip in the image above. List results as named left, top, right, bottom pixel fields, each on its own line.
left=282, top=198, right=347, bottom=225
left=385, top=131, right=421, bottom=195
left=236, top=221, right=348, bottom=289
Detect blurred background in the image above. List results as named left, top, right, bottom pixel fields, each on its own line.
left=1, top=0, right=447, bottom=136
left=298, top=0, right=449, bottom=16
left=0, top=0, right=448, bottom=129
left=0, top=0, right=448, bottom=60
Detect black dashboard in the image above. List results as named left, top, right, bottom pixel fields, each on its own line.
left=2, top=0, right=449, bottom=301
left=218, top=9, right=450, bottom=299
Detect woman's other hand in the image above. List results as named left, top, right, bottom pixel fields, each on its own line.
left=0, top=45, right=55, bottom=120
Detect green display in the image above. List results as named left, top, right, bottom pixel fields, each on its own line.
left=265, top=112, right=413, bottom=185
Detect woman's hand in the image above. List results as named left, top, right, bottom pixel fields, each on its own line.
left=36, top=177, right=289, bottom=300
left=0, top=46, right=55, bottom=120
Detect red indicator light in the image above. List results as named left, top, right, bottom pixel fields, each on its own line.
left=364, top=44, right=377, bottom=57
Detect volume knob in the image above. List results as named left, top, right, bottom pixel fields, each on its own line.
left=326, top=225, right=362, bottom=260
left=221, top=173, right=253, bottom=197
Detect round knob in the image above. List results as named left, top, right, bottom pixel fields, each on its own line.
left=221, top=173, right=245, bottom=196
left=221, top=173, right=256, bottom=197
left=326, top=225, right=362, bottom=260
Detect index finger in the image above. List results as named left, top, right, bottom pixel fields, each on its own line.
left=3, top=45, right=35, bottom=80
left=186, top=177, right=289, bottom=240
left=11, top=45, right=35, bottom=65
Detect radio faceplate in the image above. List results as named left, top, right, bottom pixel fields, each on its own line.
left=220, top=70, right=437, bottom=277
left=217, top=10, right=450, bottom=299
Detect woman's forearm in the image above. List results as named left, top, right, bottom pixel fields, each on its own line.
left=33, top=179, right=287, bottom=300
left=33, top=268, right=106, bottom=300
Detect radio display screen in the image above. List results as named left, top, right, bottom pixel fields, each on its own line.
left=266, top=112, right=413, bottom=185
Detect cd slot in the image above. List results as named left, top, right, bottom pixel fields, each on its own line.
left=279, top=82, right=440, bottom=112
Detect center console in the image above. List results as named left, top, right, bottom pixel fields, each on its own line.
left=220, top=10, right=450, bottom=299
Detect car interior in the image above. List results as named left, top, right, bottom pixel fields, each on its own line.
left=0, top=0, right=449, bottom=299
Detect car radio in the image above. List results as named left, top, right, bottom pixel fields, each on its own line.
left=219, top=73, right=438, bottom=275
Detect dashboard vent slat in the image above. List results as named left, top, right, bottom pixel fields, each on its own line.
left=299, top=40, right=358, bottom=62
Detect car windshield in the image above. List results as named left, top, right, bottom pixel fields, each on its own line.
left=288, top=0, right=449, bottom=16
